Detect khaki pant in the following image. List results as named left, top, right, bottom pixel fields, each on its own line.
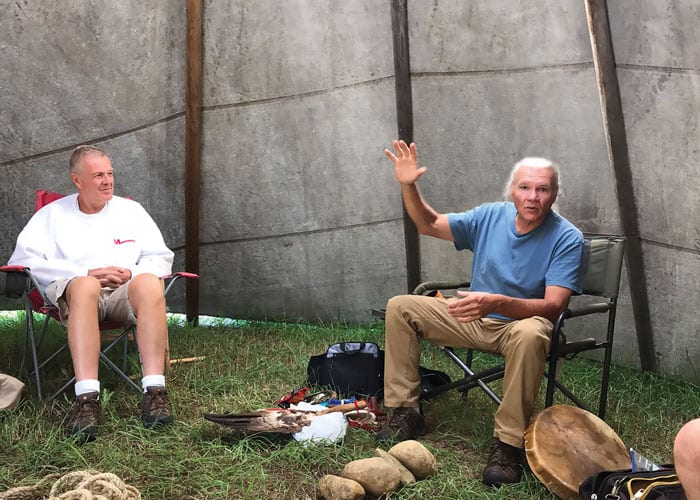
left=383, top=294, right=552, bottom=449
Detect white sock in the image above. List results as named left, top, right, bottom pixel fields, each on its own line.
left=75, top=379, right=100, bottom=397
left=141, top=374, right=165, bottom=392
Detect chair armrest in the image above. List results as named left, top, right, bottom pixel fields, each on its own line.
left=549, top=301, right=614, bottom=365
left=566, top=302, right=612, bottom=319
left=372, top=280, right=469, bottom=321
left=163, top=271, right=199, bottom=280
left=371, top=308, right=386, bottom=320
left=1, top=265, right=31, bottom=273
left=163, top=271, right=199, bottom=296
left=412, top=280, right=470, bottom=295
left=1, top=265, right=34, bottom=298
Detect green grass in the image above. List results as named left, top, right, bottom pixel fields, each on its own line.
left=1, top=313, right=698, bottom=499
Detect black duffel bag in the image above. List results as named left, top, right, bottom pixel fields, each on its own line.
left=307, top=342, right=384, bottom=399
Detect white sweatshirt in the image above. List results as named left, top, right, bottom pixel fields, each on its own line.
left=8, top=193, right=174, bottom=291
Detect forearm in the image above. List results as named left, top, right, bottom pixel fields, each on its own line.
left=451, top=286, right=572, bottom=323
left=400, top=183, right=440, bottom=235
left=489, top=295, right=564, bottom=323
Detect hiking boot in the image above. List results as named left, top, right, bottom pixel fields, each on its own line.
left=141, top=386, right=174, bottom=427
left=482, top=439, right=523, bottom=486
left=375, top=407, right=425, bottom=442
left=66, top=391, right=101, bottom=442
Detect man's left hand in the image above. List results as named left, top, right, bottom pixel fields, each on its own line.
left=447, top=291, right=496, bottom=323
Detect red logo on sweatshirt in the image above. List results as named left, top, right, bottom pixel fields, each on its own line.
left=114, top=239, right=136, bottom=245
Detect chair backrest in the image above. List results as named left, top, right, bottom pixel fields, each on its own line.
left=25, top=191, right=66, bottom=314
left=580, top=234, right=626, bottom=299
left=35, top=190, right=65, bottom=212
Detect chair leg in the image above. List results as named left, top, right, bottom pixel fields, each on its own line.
left=545, top=358, right=559, bottom=408
left=98, top=353, right=141, bottom=393
left=121, top=334, right=127, bottom=373
left=460, top=348, right=475, bottom=398
left=164, top=330, right=171, bottom=375
left=101, top=331, right=141, bottom=395
left=50, top=349, right=142, bottom=400
left=443, top=347, right=503, bottom=405
left=24, top=304, right=44, bottom=400
left=598, top=344, right=613, bottom=419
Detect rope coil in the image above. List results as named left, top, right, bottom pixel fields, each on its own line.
left=0, top=470, right=141, bottom=500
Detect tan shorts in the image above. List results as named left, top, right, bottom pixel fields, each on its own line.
left=45, top=278, right=136, bottom=326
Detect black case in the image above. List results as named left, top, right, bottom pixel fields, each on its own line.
left=579, top=466, right=685, bottom=500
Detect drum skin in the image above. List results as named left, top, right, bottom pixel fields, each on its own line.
left=524, top=405, right=630, bottom=499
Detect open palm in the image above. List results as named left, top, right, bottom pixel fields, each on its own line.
left=384, top=140, right=427, bottom=185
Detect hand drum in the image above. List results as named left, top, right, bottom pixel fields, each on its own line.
left=524, top=405, right=630, bottom=499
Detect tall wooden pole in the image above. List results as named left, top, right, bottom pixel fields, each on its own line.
left=185, top=0, right=202, bottom=324
left=391, top=0, right=420, bottom=292
left=585, top=0, right=656, bottom=370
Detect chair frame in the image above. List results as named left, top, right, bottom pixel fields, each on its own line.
left=373, top=233, right=626, bottom=420
left=2, top=265, right=196, bottom=400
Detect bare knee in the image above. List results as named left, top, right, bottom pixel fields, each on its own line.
left=65, top=276, right=101, bottom=304
left=675, top=418, right=700, bottom=470
left=128, top=273, right=165, bottom=307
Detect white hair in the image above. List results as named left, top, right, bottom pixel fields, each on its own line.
left=502, top=157, right=560, bottom=201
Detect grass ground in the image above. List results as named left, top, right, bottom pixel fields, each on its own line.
left=1, top=313, right=698, bottom=499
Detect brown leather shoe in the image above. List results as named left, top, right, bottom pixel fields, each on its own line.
left=375, top=407, right=425, bottom=442
left=482, top=439, right=523, bottom=486
left=66, top=391, right=101, bottom=442
left=141, top=386, right=174, bottom=427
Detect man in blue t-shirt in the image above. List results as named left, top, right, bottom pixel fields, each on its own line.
left=377, top=140, right=584, bottom=487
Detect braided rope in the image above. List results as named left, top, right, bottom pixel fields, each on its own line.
left=0, top=470, right=140, bottom=500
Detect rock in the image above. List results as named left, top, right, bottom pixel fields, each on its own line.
left=317, top=474, right=365, bottom=500
left=374, top=448, right=416, bottom=485
left=388, top=440, right=438, bottom=479
left=341, top=457, right=402, bottom=497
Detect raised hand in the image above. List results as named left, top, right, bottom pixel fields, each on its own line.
left=384, top=140, right=427, bottom=185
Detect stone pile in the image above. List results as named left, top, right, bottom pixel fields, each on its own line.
left=317, top=440, right=438, bottom=499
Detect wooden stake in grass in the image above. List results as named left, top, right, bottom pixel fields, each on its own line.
left=169, top=356, right=206, bottom=364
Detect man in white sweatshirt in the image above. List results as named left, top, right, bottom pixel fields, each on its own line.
left=8, top=144, right=175, bottom=441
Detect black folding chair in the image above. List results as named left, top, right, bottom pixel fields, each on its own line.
left=373, top=234, right=626, bottom=419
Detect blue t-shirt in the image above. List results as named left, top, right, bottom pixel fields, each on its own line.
left=447, top=202, right=584, bottom=321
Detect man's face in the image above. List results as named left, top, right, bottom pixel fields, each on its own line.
left=71, top=153, right=114, bottom=211
left=510, top=166, right=557, bottom=227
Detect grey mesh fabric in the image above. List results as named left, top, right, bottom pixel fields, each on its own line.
left=581, top=235, right=626, bottom=298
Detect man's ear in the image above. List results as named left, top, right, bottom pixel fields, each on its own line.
left=70, top=172, right=81, bottom=190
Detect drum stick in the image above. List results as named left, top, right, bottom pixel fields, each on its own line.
left=317, top=401, right=367, bottom=415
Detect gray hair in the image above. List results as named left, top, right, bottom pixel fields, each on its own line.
left=502, top=157, right=560, bottom=201
left=69, top=144, right=107, bottom=173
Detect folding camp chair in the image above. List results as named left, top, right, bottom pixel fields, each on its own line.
left=1, top=189, right=198, bottom=400
left=373, top=234, right=626, bottom=419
